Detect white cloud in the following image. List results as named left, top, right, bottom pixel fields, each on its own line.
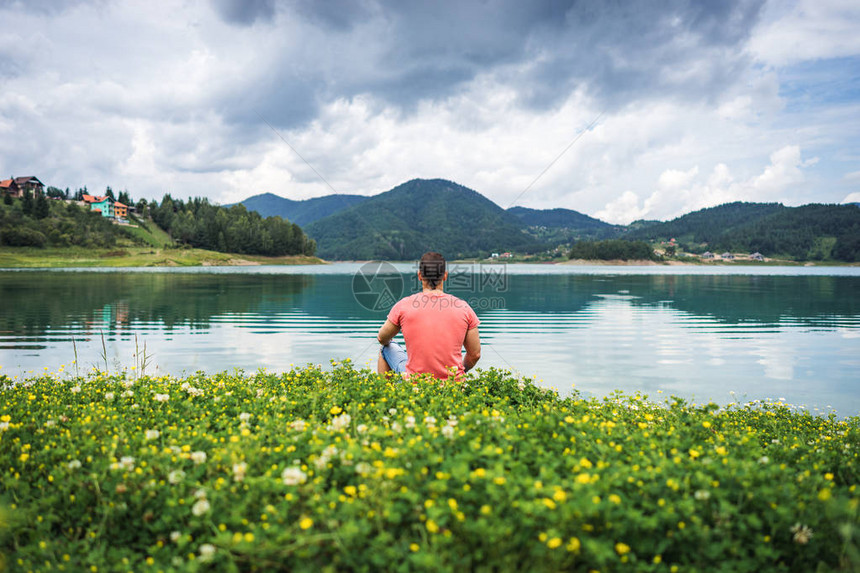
left=594, top=145, right=817, bottom=224
left=750, top=0, right=860, bottom=66
left=843, top=192, right=860, bottom=203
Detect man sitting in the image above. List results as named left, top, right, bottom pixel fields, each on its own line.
left=377, top=252, right=481, bottom=379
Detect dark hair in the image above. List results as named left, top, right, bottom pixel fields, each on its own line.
left=419, top=252, right=446, bottom=289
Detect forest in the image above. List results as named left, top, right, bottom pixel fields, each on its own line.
left=149, top=195, right=316, bottom=257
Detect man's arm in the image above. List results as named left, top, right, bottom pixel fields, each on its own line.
left=377, top=320, right=400, bottom=345
left=463, top=327, right=481, bottom=372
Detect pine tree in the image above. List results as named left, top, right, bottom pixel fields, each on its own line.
left=35, top=193, right=50, bottom=219
left=22, top=189, right=34, bottom=215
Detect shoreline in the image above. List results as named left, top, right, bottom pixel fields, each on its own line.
left=1, top=248, right=857, bottom=268
left=0, top=246, right=324, bottom=268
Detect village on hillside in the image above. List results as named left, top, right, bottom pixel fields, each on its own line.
left=1, top=175, right=135, bottom=224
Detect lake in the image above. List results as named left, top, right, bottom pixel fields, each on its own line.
left=1, top=263, right=858, bottom=415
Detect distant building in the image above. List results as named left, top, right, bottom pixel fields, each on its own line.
left=1, top=176, right=44, bottom=198
left=721, top=252, right=734, bottom=260
left=114, top=202, right=128, bottom=219
left=0, top=179, right=20, bottom=197
left=82, top=194, right=115, bottom=218
left=701, top=251, right=714, bottom=259
left=750, top=252, right=764, bottom=261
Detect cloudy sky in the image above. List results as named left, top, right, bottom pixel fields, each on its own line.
left=1, top=0, right=858, bottom=223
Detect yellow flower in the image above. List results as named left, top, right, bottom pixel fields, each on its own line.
left=426, top=520, right=439, bottom=534
left=702, top=421, right=712, bottom=429
left=330, top=406, right=343, bottom=415
left=547, top=537, right=562, bottom=549
left=575, top=473, right=591, bottom=484
left=542, top=498, right=557, bottom=510
left=409, top=543, right=419, bottom=552
left=344, top=486, right=357, bottom=497
left=608, top=494, right=621, bottom=504
left=552, top=489, right=567, bottom=502
left=818, top=488, right=832, bottom=502
left=299, top=517, right=313, bottom=530
left=615, top=542, right=631, bottom=555
left=566, top=537, right=581, bottom=553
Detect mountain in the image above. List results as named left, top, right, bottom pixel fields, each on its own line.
left=305, top=179, right=542, bottom=260
left=627, top=201, right=860, bottom=261
left=236, top=192, right=368, bottom=227
left=626, top=202, right=785, bottom=244
left=507, top=206, right=622, bottom=243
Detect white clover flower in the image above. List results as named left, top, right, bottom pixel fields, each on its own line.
left=447, top=415, right=458, bottom=427
left=290, top=419, right=306, bottom=432
left=198, top=543, right=216, bottom=562
left=405, top=416, right=416, bottom=429
left=329, top=413, right=351, bottom=432
left=391, top=422, right=402, bottom=433
left=355, top=462, right=372, bottom=476
left=67, top=459, right=82, bottom=470
left=168, top=470, right=185, bottom=484
left=191, top=451, right=207, bottom=465
left=424, top=416, right=437, bottom=427
left=170, top=531, right=181, bottom=543
left=442, top=425, right=456, bottom=439
left=154, top=393, right=169, bottom=402
left=791, top=523, right=813, bottom=544
left=758, top=456, right=770, bottom=464
left=388, top=408, right=397, bottom=415
left=233, top=462, right=248, bottom=482
left=120, top=456, right=135, bottom=470
left=282, top=466, right=308, bottom=486
left=122, top=390, right=134, bottom=398
left=71, top=385, right=81, bottom=394
left=694, top=490, right=711, bottom=501
left=239, top=412, right=252, bottom=423
left=191, top=498, right=211, bottom=516
left=123, top=379, right=135, bottom=389
left=0, top=422, right=9, bottom=431
left=104, top=392, right=115, bottom=400
left=145, top=429, right=160, bottom=440
left=517, top=381, right=526, bottom=391
left=356, top=424, right=368, bottom=434
left=256, top=389, right=264, bottom=398
left=45, top=419, right=55, bottom=427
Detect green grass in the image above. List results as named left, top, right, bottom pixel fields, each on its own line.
left=1, top=365, right=857, bottom=571
left=0, top=246, right=323, bottom=268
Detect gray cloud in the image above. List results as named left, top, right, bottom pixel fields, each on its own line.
left=211, top=0, right=277, bottom=26
left=209, top=0, right=766, bottom=131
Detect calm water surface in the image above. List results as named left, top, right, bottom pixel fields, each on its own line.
left=1, top=264, right=858, bottom=415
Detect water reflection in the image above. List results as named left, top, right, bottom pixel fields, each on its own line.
left=0, top=269, right=858, bottom=414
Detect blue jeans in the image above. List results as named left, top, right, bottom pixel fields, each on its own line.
left=381, top=341, right=408, bottom=373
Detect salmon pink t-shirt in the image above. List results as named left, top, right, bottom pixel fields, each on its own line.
left=387, top=291, right=480, bottom=379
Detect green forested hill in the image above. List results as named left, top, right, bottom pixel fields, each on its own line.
left=507, top=206, right=621, bottom=243
left=0, top=194, right=152, bottom=248
left=626, top=202, right=785, bottom=245
left=305, top=179, right=541, bottom=260
left=235, top=192, right=368, bottom=226
left=626, top=202, right=860, bottom=261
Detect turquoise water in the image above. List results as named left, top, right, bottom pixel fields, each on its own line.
left=1, top=264, right=858, bottom=414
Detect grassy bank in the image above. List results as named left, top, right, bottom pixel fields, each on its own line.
left=0, top=247, right=323, bottom=268
left=1, top=366, right=857, bottom=571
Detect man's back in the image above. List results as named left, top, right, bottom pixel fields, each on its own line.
left=387, top=291, right=479, bottom=378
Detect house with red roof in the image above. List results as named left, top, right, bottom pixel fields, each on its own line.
left=1, top=176, right=44, bottom=198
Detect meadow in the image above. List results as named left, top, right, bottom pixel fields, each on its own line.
left=0, top=364, right=857, bottom=572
